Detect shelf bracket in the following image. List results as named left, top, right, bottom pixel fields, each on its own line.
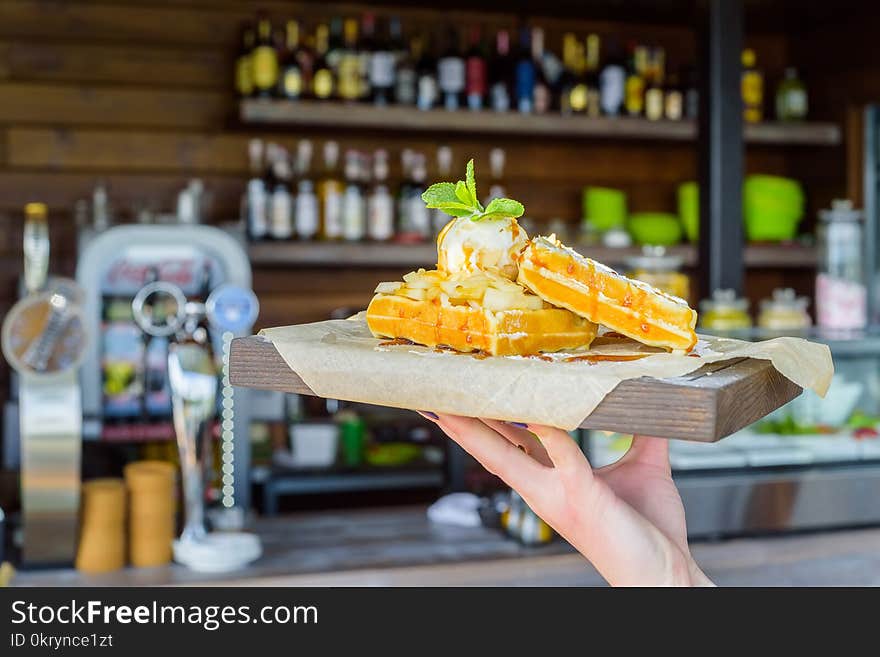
left=698, top=0, right=745, bottom=297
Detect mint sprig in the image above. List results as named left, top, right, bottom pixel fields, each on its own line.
left=421, top=158, right=525, bottom=221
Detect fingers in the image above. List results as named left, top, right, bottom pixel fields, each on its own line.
left=480, top=419, right=553, bottom=467
left=626, top=435, right=671, bottom=474
left=430, top=414, right=549, bottom=498
left=527, top=424, right=592, bottom=479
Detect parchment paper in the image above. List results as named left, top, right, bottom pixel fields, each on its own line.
left=260, top=315, right=833, bottom=430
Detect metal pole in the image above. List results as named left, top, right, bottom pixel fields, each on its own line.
left=698, top=0, right=744, bottom=298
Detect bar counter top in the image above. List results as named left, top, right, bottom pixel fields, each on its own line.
left=13, top=505, right=880, bottom=586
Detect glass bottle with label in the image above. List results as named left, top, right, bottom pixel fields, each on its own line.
left=337, top=19, right=361, bottom=102
left=465, top=26, right=487, bottom=111
left=775, top=67, right=808, bottom=121
left=294, top=140, right=318, bottom=240
left=245, top=138, right=268, bottom=241
left=319, top=141, right=344, bottom=240
left=358, top=13, right=376, bottom=101
left=369, top=17, right=396, bottom=106
left=514, top=27, right=535, bottom=114
left=278, top=20, right=304, bottom=100
left=325, top=17, right=345, bottom=76
left=416, top=34, right=438, bottom=111
left=432, top=146, right=454, bottom=235
left=234, top=23, right=255, bottom=98
left=625, top=44, right=647, bottom=117
left=644, top=47, right=665, bottom=121
left=407, top=153, right=431, bottom=241
left=395, top=35, right=418, bottom=106
left=367, top=149, right=395, bottom=241
left=599, top=37, right=626, bottom=116
left=558, top=33, right=577, bottom=115
left=531, top=27, right=550, bottom=114
left=741, top=48, right=763, bottom=123
left=568, top=41, right=589, bottom=114
left=484, top=148, right=507, bottom=206
left=251, top=14, right=279, bottom=98
left=664, top=70, right=684, bottom=120
left=311, top=24, right=335, bottom=100
left=269, top=145, right=294, bottom=241
left=584, top=34, right=601, bottom=117
left=438, top=27, right=465, bottom=111
left=489, top=29, right=512, bottom=113
left=342, top=150, right=366, bottom=242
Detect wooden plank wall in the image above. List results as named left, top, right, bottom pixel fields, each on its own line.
left=0, top=0, right=808, bottom=410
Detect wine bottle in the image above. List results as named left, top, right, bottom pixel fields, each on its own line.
left=416, top=33, right=438, bottom=111
left=395, top=35, right=419, bottom=105
left=515, top=26, right=535, bottom=114
left=489, top=29, right=512, bottom=113
left=318, top=141, right=344, bottom=240
left=234, top=22, right=255, bottom=98
left=337, top=19, right=361, bottom=101
left=369, top=16, right=396, bottom=106
left=278, top=20, right=304, bottom=100
left=438, top=27, right=465, bottom=111
left=599, top=37, right=626, bottom=116
left=252, top=13, right=279, bottom=98
left=367, top=149, right=394, bottom=241
left=531, top=27, right=550, bottom=114
left=465, top=25, right=487, bottom=111
left=294, top=140, right=318, bottom=240
left=311, top=23, right=335, bottom=100
left=342, top=150, right=366, bottom=241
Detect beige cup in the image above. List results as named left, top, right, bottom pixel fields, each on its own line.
left=75, top=478, right=126, bottom=574
left=124, top=460, right=177, bottom=568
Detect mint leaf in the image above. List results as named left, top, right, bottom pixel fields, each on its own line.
left=421, top=182, right=458, bottom=208
left=482, top=198, right=525, bottom=218
left=454, top=181, right=472, bottom=205
left=465, top=159, right=479, bottom=207
left=439, top=207, right=475, bottom=218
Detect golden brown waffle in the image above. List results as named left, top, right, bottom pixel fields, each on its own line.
left=517, top=237, right=698, bottom=351
left=366, top=269, right=598, bottom=356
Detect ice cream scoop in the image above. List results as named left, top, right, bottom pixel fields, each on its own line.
left=437, top=216, right=529, bottom=280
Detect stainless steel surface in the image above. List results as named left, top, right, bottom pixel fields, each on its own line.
left=168, top=342, right=217, bottom=542
left=678, top=463, right=880, bottom=537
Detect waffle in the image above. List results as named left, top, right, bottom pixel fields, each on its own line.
left=517, top=236, right=698, bottom=351
left=366, top=269, right=598, bottom=357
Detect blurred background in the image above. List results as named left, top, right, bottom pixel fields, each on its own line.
left=2, top=0, right=880, bottom=586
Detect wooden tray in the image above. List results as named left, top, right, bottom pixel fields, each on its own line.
left=228, top=336, right=803, bottom=442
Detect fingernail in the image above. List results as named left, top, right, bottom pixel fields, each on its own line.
left=419, top=411, right=439, bottom=420
left=509, top=422, right=529, bottom=428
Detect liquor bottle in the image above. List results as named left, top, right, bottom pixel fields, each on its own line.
left=683, top=65, right=699, bottom=120
left=465, top=26, right=487, bottom=111
left=92, top=181, right=111, bottom=232
left=438, top=27, right=465, bottom=111
left=319, top=141, right=344, bottom=240
left=584, top=34, right=601, bottom=117
left=269, top=145, right=294, bottom=240
left=432, top=146, right=454, bottom=234
left=644, top=47, right=666, bottom=121
left=367, top=149, right=395, bottom=241
left=397, top=149, right=415, bottom=238
left=234, top=22, right=255, bottom=98
left=484, top=148, right=507, bottom=205
left=741, top=48, right=763, bottom=123
left=514, top=27, right=535, bottom=114
left=369, top=16, right=396, bottom=105
left=568, top=42, right=589, bottom=114
left=531, top=27, right=551, bottom=114
left=664, top=70, right=684, bottom=121
left=294, top=140, right=319, bottom=240
left=337, top=19, right=361, bottom=101
left=278, top=20, right=304, bottom=100
left=325, top=17, right=345, bottom=75
left=341, top=150, right=366, bottom=241
left=599, top=37, right=626, bottom=116
left=245, top=138, right=268, bottom=241
left=389, top=16, right=406, bottom=62
left=311, top=24, right=335, bottom=100
left=558, top=33, right=578, bottom=115
left=252, top=13, right=279, bottom=98
left=775, top=67, right=808, bottom=121
left=489, top=29, right=512, bottom=113
left=416, top=34, right=438, bottom=111
left=624, top=43, right=647, bottom=117
left=395, top=35, right=419, bottom=105
left=358, top=13, right=376, bottom=101
left=407, top=153, right=431, bottom=240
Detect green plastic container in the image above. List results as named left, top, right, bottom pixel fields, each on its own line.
left=583, top=187, right=627, bottom=232
left=628, top=212, right=683, bottom=246
left=678, top=182, right=699, bottom=242
left=744, top=175, right=805, bottom=241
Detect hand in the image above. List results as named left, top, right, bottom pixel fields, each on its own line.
left=422, top=413, right=713, bottom=587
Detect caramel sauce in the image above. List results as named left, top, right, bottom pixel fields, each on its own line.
left=687, top=352, right=700, bottom=358
left=563, top=354, right=650, bottom=363
left=379, top=338, right=415, bottom=347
